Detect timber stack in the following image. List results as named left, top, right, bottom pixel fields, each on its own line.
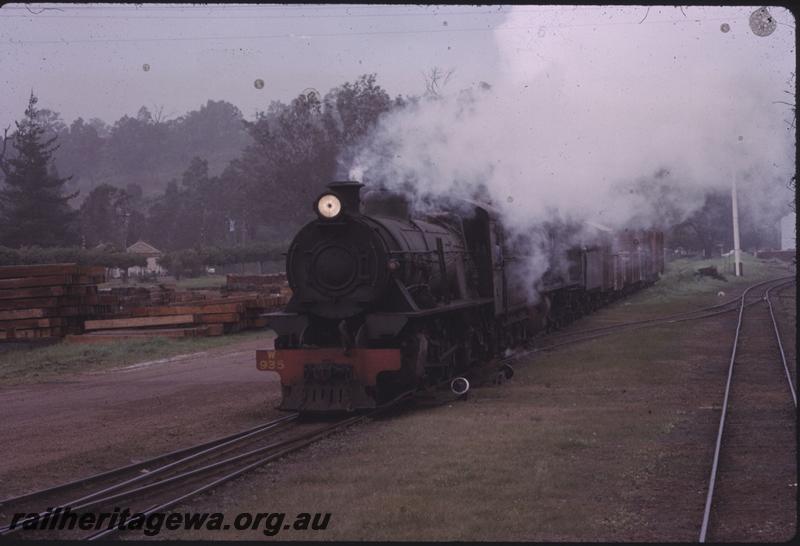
left=65, top=291, right=290, bottom=344
left=225, top=273, right=291, bottom=297
left=1, top=264, right=292, bottom=343
left=0, top=263, right=110, bottom=341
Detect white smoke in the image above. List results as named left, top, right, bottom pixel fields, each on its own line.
left=348, top=6, right=795, bottom=296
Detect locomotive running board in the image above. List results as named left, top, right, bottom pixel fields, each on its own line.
left=260, top=312, right=308, bottom=339
left=370, top=297, right=494, bottom=319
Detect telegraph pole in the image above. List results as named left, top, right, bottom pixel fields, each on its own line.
left=731, top=176, right=742, bottom=276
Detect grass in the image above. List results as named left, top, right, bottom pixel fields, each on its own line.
left=170, top=313, right=694, bottom=539
left=621, top=254, right=792, bottom=313
left=0, top=329, right=268, bottom=385
left=99, top=274, right=228, bottom=290
left=174, top=275, right=227, bottom=289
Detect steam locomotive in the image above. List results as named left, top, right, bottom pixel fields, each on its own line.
left=256, top=181, right=664, bottom=412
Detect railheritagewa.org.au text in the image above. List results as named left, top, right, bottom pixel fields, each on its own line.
left=9, top=507, right=331, bottom=536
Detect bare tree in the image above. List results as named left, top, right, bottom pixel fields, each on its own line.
left=773, top=72, right=796, bottom=129
left=773, top=72, right=796, bottom=210
left=150, top=104, right=175, bottom=125
left=422, top=67, right=455, bottom=98
left=0, top=126, right=9, bottom=164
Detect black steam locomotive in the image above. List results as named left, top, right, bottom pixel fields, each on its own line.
left=256, top=181, right=664, bottom=412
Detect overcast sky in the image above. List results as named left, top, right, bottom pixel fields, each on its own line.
left=0, top=4, right=794, bottom=127
left=1, top=3, right=508, bottom=124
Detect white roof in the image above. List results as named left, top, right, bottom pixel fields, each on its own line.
left=126, top=240, right=162, bottom=256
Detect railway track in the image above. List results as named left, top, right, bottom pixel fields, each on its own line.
left=509, top=276, right=795, bottom=357
left=509, top=275, right=796, bottom=539
left=0, top=414, right=298, bottom=517
left=0, top=391, right=414, bottom=540
left=698, top=277, right=796, bottom=542
left=765, top=280, right=797, bottom=407
left=497, top=275, right=796, bottom=540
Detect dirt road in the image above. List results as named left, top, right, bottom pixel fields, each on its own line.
left=0, top=333, right=282, bottom=499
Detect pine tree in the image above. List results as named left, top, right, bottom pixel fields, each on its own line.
left=0, top=92, right=79, bottom=247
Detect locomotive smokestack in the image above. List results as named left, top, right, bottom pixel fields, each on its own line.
left=327, top=181, right=364, bottom=214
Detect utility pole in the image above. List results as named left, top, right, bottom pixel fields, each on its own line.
left=122, top=211, right=131, bottom=250
left=731, top=176, right=742, bottom=276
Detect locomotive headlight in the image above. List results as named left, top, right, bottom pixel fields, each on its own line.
left=317, top=194, right=342, bottom=219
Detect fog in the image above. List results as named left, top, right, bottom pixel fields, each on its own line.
left=0, top=3, right=504, bottom=124
left=347, top=6, right=795, bottom=291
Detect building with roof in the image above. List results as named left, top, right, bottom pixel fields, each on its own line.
left=126, top=240, right=165, bottom=277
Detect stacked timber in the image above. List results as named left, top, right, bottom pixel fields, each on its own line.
left=148, top=284, right=176, bottom=305
left=70, top=313, right=212, bottom=343
left=172, top=288, right=222, bottom=303
left=162, top=294, right=287, bottom=332
left=225, top=273, right=289, bottom=296
left=64, top=292, right=290, bottom=343
left=102, top=286, right=151, bottom=311
left=0, top=264, right=109, bottom=341
left=2, top=266, right=294, bottom=343
left=103, top=284, right=183, bottom=308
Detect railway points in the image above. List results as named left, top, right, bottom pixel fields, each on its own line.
left=699, top=278, right=797, bottom=542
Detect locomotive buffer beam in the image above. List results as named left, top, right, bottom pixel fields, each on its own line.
left=282, top=362, right=376, bottom=412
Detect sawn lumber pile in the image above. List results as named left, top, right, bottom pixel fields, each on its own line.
left=0, top=264, right=110, bottom=341
left=103, top=284, right=177, bottom=309
left=65, top=289, right=290, bottom=344
left=225, top=273, right=291, bottom=297
left=1, top=265, right=291, bottom=344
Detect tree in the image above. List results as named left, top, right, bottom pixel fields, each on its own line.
left=36, top=108, right=67, bottom=142
left=774, top=72, right=796, bottom=211
left=105, top=108, right=169, bottom=192
left=0, top=92, right=79, bottom=247
left=228, top=75, right=396, bottom=240
left=668, top=192, right=732, bottom=257
left=78, top=183, right=134, bottom=248
left=236, top=91, right=337, bottom=236
left=145, top=179, right=183, bottom=251
left=323, top=74, right=392, bottom=148
left=178, top=156, right=227, bottom=247
left=57, top=117, right=105, bottom=192
left=422, top=67, right=455, bottom=98
left=167, top=100, right=251, bottom=173
left=87, top=117, right=110, bottom=138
